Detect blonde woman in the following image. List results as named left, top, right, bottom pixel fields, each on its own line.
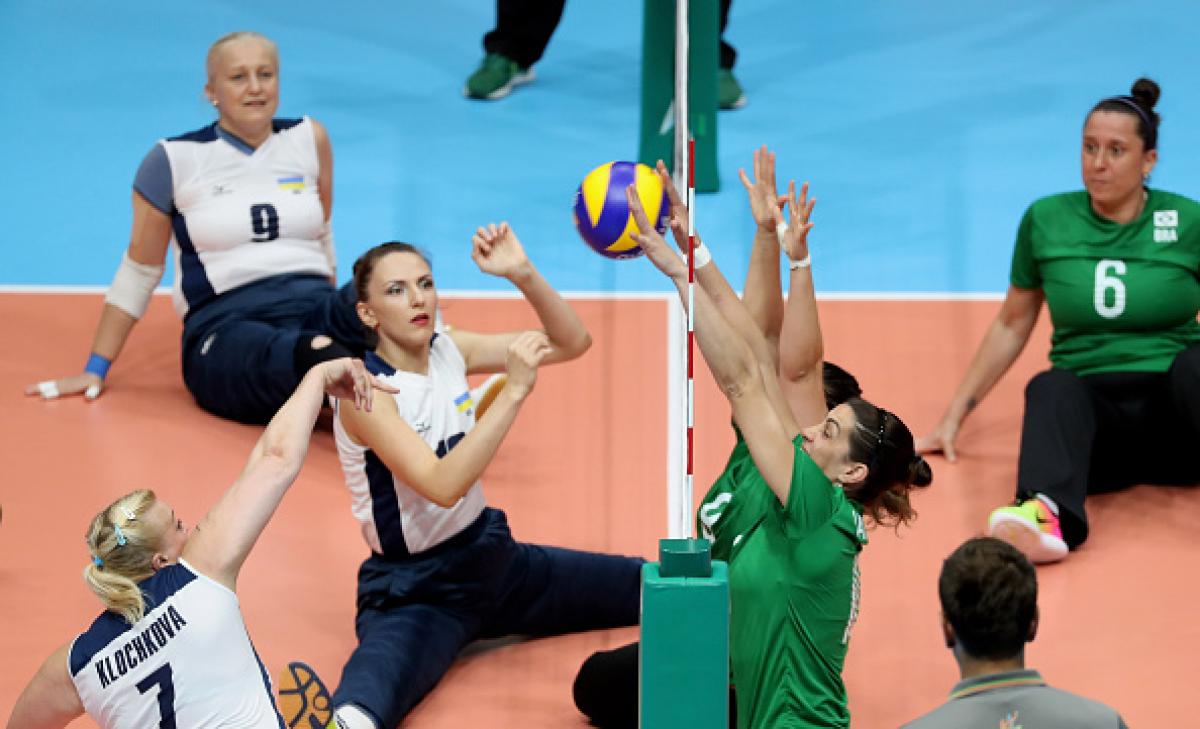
left=7, top=358, right=393, bottom=729
left=27, top=31, right=366, bottom=424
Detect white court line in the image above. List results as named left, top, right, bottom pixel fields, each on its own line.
left=1, top=284, right=1005, bottom=537
left=0, top=285, right=1006, bottom=302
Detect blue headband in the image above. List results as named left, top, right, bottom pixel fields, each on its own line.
left=1103, top=96, right=1154, bottom=132
left=112, top=523, right=128, bottom=546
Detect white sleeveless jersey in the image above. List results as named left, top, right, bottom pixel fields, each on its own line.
left=334, top=334, right=486, bottom=557
left=155, top=117, right=332, bottom=317
left=69, top=560, right=283, bottom=729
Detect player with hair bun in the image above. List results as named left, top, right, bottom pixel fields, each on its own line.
left=920, top=77, right=1200, bottom=563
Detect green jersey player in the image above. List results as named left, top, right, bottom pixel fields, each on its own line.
left=920, top=77, right=1200, bottom=563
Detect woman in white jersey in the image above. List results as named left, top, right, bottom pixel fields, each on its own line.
left=324, top=229, right=644, bottom=729
left=27, top=31, right=368, bottom=424
left=7, top=357, right=392, bottom=729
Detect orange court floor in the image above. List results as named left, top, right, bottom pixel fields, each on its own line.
left=1, top=293, right=1196, bottom=728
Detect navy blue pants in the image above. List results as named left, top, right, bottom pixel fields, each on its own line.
left=181, top=274, right=368, bottom=424
left=1017, top=343, right=1200, bottom=548
left=330, top=508, right=643, bottom=728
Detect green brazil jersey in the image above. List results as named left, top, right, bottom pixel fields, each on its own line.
left=726, top=441, right=868, bottom=729
left=1010, top=189, right=1200, bottom=375
left=696, top=425, right=778, bottom=563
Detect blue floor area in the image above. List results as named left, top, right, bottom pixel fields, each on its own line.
left=2, top=0, right=1198, bottom=292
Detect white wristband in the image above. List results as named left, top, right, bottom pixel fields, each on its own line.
left=105, top=252, right=164, bottom=319
left=788, top=252, right=811, bottom=270
left=692, top=242, right=712, bottom=268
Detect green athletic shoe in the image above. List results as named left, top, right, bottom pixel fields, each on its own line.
left=463, top=53, right=535, bottom=100
left=718, top=68, right=746, bottom=110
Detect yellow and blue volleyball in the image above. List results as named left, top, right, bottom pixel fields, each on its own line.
left=573, top=161, right=669, bottom=259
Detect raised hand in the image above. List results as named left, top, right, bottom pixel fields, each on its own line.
left=627, top=184, right=687, bottom=280
left=504, top=330, right=552, bottom=399
left=25, top=372, right=103, bottom=401
left=655, top=160, right=697, bottom=255
left=738, top=145, right=788, bottom=230
left=319, top=358, right=398, bottom=412
left=780, top=180, right=816, bottom=264
left=471, top=222, right=531, bottom=280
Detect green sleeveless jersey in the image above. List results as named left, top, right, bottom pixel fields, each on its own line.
left=699, top=433, right=868, bottom=728
left=1010, top=189, right=1200, bottom=375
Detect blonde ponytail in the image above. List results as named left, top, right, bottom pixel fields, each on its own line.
left=83, top=490, right=159, bottom=625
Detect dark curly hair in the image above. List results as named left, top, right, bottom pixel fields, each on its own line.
left=842, top=397, right=933, bottom=527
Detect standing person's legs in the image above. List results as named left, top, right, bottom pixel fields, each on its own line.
left=482, top=542, right=642, bottom=637
left=718, top=0, right=736, bottom=70
left=484, top=0, right=568, bottom=69
left=716, top=0, right=746, bottom=109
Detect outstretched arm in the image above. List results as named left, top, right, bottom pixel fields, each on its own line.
left=916, top=285, right=1044, bottom=461
left=655, top=162, right=800, bottom=435
left=775, top=180, right=826, bottom=427
left=738, top=146, right=789, bottom=359
left=340, top=332, right=552, bottom=507
left=6, top=642, right=84, bottom=729
left=183, top=359, right=393, bottom=589
left=25, top=192, right=171, bottom=402
left=628, top=186, right=797, bottom=505
left=452, top=223, right=591, bottom=374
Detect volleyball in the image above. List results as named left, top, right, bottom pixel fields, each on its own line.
left=573, top=161, right=670, bottom=259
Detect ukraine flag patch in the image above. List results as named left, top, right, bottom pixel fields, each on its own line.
left=277, top=175, right=305, bottom=191
left=454, top=392, right=474, bottom=413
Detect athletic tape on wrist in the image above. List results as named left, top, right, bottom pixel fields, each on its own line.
left=788, top=252, right=812, bottom=270
left=105, top=252, right=164, bottom=319
left=85, top=353, right=112, bottom=380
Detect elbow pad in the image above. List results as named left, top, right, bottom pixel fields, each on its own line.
left=105, top=252, right=164, bottom=319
